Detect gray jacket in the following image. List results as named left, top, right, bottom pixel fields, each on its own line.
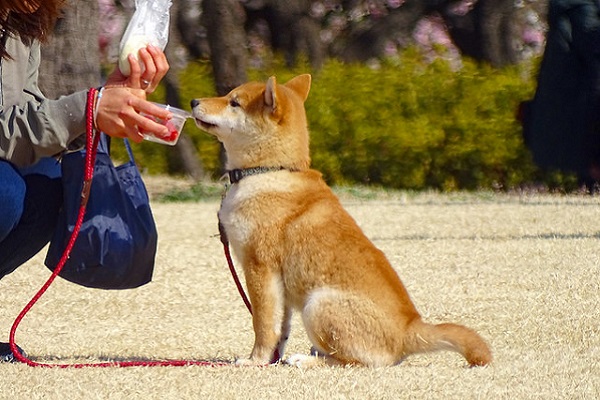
left=0, top=36, right=87, bottom=167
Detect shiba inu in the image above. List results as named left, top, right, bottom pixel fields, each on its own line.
left=190, top=74, right=492, bottom=367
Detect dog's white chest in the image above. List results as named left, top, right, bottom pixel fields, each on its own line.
left=219, top=184, right=253, bottom=247
left=218, top=172, right=300, bottom=251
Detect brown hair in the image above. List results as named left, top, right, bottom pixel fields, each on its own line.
left=1, top=0, right=66, bottom=59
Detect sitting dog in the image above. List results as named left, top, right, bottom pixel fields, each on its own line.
left=191, top=74, right=492, bottom=367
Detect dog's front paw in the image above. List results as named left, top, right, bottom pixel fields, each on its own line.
left=284, top=353, right=323, bottom=368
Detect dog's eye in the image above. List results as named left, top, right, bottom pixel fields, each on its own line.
left=229, top=99, right=241, bottom=108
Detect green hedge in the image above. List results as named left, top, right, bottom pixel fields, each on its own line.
left=304, top=53, right=537, bottom=190
left=123, top=52, right=576, bottom=190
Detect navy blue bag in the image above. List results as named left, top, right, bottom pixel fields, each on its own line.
left=45, top=133, right=157, bottom=289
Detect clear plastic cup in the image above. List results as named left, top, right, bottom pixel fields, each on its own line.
left=142, top=103, right=191, bottom=146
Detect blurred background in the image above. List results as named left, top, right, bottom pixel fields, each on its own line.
left=40, top=1, right=568, bottom=191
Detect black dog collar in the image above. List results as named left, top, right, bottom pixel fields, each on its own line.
left=227, top=167, right=289, bottom=184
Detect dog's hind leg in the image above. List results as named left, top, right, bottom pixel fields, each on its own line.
left=285, top=346, right=347, bottom=368
left=297, top=287, right=399, bottom=367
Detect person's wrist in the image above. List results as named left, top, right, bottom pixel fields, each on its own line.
left=93, top=86, right=104, bottom=130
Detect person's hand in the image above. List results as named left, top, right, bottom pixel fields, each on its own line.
left=96, top=45, right=171, bottom=142
left=105, top=45, right=170, bottom=93
left=94, top=87, right=172, bottom=143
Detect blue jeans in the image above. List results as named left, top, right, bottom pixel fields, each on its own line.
left=0, top=158, right=62, bottom=279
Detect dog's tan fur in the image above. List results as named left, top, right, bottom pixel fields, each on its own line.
left=191, top=74, right=492, bottom=367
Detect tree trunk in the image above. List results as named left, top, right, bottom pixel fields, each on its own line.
left=201, top=0, right=248, bottom=96
left=336, top=0, right=435, bottom=62
left=177, top=0, right=209, bottom=59
left=166, top=0, right=207, bottom=181
left=443, top=0, right=519, bottom=67
left=202, top=0, right=249, bottom=172
left=478, top=0, right=519, bottom=67
left=39, top=0, right=100, bottom=98
left=244, top=0, right=325, bottom=69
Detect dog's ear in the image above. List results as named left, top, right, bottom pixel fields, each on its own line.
left=265, top=76, right=278, bottom=112
left=284, top=74, right=311, bottom=102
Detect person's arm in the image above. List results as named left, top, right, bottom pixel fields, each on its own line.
left=0, top=39, right=171, bottom=168
left=0, top=41, right=88, bottom=167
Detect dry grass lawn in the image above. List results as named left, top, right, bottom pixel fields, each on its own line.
left=1, top=179, right=599, bottom=399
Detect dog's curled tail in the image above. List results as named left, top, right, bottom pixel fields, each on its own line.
left=405, top=318, right=492, bottom=367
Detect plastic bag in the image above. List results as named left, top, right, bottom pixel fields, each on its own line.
left=118, top=0, right=172, bottom=76
left=45, top=133, right=158, bottom=290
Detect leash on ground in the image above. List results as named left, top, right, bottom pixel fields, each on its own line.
left=8, top=88, right=241, bottom=368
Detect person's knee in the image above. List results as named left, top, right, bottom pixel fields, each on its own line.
left=22, top=175, right=63, bottom=236
left=0, top=163, right=26, bottom=241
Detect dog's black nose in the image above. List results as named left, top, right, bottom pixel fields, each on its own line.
left=190, top=99, right=200, bottom=108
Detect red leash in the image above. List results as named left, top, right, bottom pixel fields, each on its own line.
left=219, top=222, right=252, bottom=314
left=8, top=88, right=231, bottom=368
